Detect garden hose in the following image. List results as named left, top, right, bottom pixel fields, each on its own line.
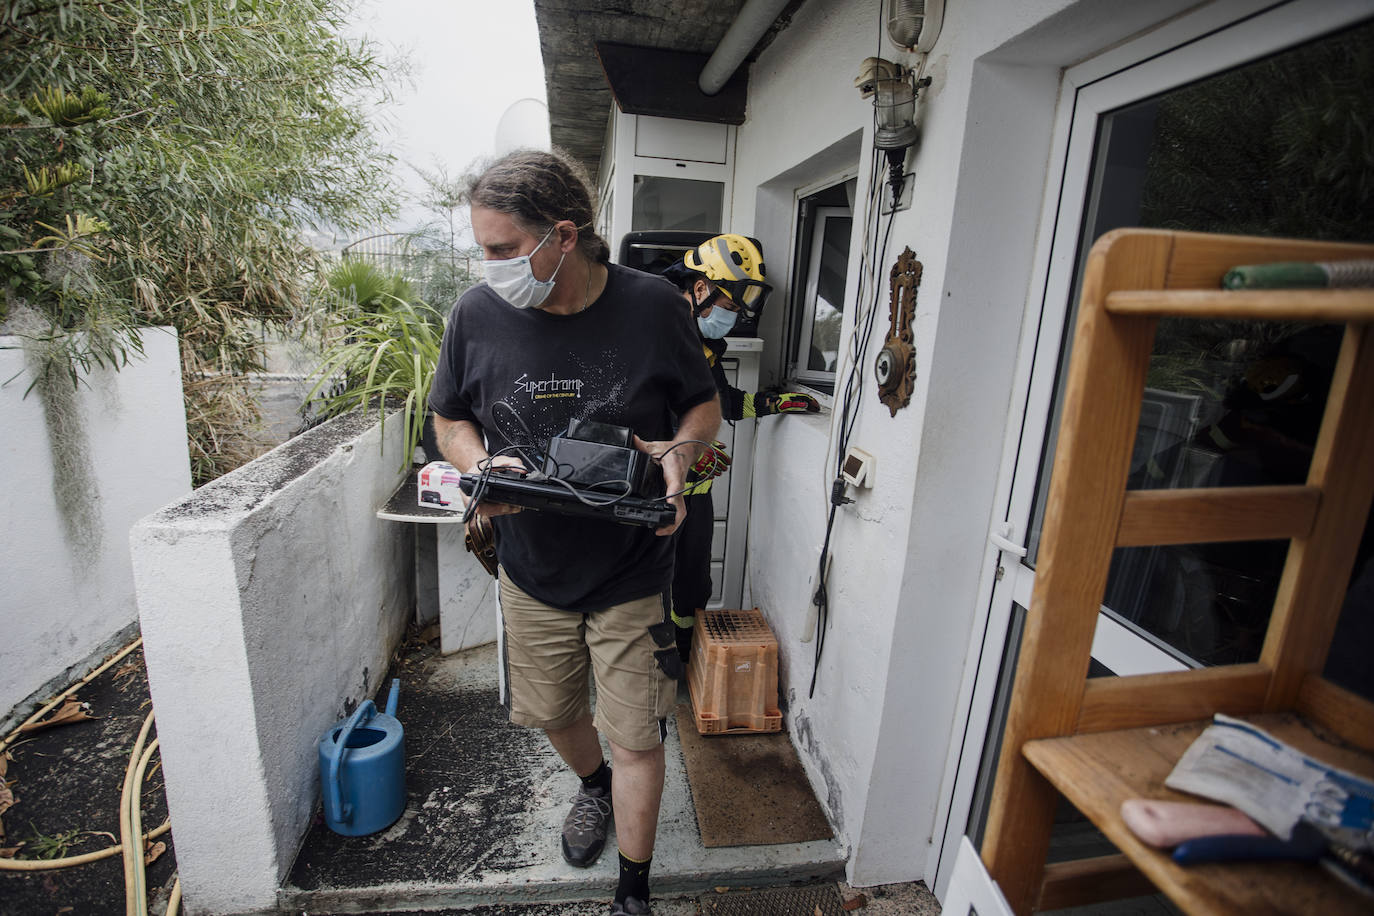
left=0, top=636, right=144, bottom=755
left=0, top=653, right=169, bottom=875
left=0, top=820, right=169, bottom=871
left=1, top=717, right=168, bottom=915
left=1, top=636, right=172, bottom=916
left=126, top=737, right=160, bottom=916
left=127, top=737, right=161, bottom=916
left=120, top=711, right=156, bottom=916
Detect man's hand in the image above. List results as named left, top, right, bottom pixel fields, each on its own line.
left=689, top=440, right=732, bottom=480
left=640, top=394, right=720, bottom=536
left=433, top=415, right=524, bottom=519
left=750, top=390, right=821, bottom=416
left=462, top=455, right=525, bottom=519
left=632, top=434, right=700, bottom=537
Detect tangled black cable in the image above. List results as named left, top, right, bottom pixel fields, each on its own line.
left=459, top=399, right=713, bottom=520
left=809, top=174, right=897, bottom=697
left=809, top=32, right=904, bottom=696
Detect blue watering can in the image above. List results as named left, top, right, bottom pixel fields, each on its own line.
left=318, top=678, right=405, bottom=836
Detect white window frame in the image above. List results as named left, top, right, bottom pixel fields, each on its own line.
left=792, top=205, right=853, bottom=386
left=782, top=165, right=859, bottom=392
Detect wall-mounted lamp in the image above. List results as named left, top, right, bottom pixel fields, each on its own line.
left=887, top=0, right=946, bottom=54
left=855, top=57, right=932, bottom=207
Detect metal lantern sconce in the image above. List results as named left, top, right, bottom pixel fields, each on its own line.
left=855, top=57, right=931, bottom=207
left=872, top=68, right=918, bottom=151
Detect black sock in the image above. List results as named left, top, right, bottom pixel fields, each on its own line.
left=580, top=759, right=612, bottom=795
left=616, top=850, right=651, bottom=904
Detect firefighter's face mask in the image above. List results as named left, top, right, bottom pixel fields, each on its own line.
left=696, top=301, right=738, bottom=339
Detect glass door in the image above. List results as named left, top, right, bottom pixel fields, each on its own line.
left=938, top=0, right=1374, bottom=895
left=1017, top=12, right=1374, bottom=674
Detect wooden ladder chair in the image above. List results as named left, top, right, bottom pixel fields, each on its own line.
left=980, top=228, right=1374, bottom=914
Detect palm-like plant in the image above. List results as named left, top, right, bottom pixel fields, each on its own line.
left=307, top=261, right=442, bottom=467
left=326, top=259, right=415, bottom=311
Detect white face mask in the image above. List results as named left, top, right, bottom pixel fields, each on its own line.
left=483, top=225, right=565, bottom=309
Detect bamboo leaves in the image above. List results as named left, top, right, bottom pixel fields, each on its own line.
left=1, top=0, right=398, bottom=483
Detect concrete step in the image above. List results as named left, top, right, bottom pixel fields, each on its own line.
left=286, top=879, right=940, bottom=916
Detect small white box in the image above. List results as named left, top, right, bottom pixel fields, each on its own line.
left=840, top=446, right=875, bottom=488
left=417, top=461, right=464, bottom=510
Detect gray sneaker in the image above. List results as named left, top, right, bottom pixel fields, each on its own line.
left=561, top=782, right=612, bottom=867
left=609, top=897, right=651, bottom=915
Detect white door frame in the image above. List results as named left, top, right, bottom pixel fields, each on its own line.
left=930, top=0, right=1373, bottom=896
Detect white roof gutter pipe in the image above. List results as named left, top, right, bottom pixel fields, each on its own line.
left=698, top=0, right=793, bottom=96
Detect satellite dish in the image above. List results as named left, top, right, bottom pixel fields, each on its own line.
left=494, top=98, right=551, bottom=155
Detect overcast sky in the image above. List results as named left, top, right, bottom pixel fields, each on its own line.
left=345, top=0, right=549, bottom=244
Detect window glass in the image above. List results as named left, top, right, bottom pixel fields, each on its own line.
left=789, top=180, right=856, bottom=389
left=1025, top=19, right=1374, bottom=672
left=630, top=176, right=722, bottom=233
left=806, top=213, right=852, bottom=372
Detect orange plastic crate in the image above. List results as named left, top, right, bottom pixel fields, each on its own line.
left=686, top=609, right=782, bottom=735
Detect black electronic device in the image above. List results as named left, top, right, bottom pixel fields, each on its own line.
left=541, top=418, right=659, bottom=496
left=459, top=421, right=674, bottom=528
left=458, top=470, right=675, bottom=528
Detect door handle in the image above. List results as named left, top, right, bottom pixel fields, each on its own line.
left=989, top=524, right=1027, bottom=558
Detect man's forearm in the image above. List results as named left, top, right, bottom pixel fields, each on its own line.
left=675, top=395, right=722, bottom=461
left=433, top=416, right=488, bottom=472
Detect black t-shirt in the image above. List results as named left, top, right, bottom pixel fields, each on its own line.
left=429, top=262, right=717, bottom=612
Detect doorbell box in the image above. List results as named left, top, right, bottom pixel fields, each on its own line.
left=417, top=461, right=464, bottom=510
left=840, top=446, right=875, bottom=488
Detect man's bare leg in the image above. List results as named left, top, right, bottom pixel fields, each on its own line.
left=546, top=713, right=604, bottom=777
left=607, top=739, right=665, bottom=860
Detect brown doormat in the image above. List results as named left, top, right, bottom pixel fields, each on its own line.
left=675, top=702, right=833, bottom=847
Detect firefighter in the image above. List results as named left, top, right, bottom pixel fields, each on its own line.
left=663, top=234, right=820, bottom=664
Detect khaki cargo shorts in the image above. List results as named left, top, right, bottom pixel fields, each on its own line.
left=497, top=570, right=679, bottom=751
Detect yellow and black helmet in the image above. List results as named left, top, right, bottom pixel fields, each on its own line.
left=682, top=234, right=772, bottom=319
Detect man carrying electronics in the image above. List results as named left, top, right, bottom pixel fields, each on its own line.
left=663, top=235, right=820, bottom=665
left=429, top=149, right=720, bottom=916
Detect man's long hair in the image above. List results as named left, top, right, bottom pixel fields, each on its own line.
left=467, top=148, right=611, bottom=264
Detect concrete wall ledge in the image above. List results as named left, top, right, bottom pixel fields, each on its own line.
left=132, top=409, right=413, bottom=915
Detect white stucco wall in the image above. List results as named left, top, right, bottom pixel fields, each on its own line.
left=132, top=410, right=413, bottom=914
left=724, top=0, right=1208, bottom=888
left=1, top=327, right=190, bottom=723
left=437, top=524, right=499, bottom=652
